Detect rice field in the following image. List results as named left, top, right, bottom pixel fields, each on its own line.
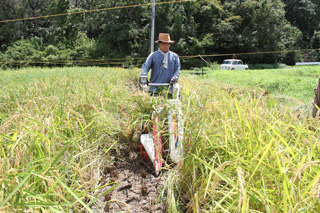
left=1, top=66, right=320, bottom=212
left=0, top=67, right=144, bottom=212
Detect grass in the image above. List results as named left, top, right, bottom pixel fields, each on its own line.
left=200, top=65, right=320, bottom=105
left=1, top=66, right=320, bottom=212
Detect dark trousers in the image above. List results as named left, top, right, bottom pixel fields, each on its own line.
left=149, top=92, right=172, bottom=99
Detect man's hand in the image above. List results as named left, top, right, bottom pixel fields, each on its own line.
left=139, top=76, right=149, bottom=85
left=170, top=78, right=175, bottom=86
left=139, top=76, right=149, bottom=92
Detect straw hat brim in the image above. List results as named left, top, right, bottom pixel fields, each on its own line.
left=155, top=40, right=175, bottom=44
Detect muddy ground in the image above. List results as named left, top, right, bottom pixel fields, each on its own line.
left=91, top=146, right=168, bottom=213
left=90, top=79, right=175, bottom=212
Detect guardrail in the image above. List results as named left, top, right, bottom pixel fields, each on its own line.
left=296, top=62, right=320, bottom=66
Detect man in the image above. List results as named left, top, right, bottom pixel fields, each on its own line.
left=140, top=33, right=181, bottom=96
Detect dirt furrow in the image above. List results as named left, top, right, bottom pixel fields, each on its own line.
left=92, top=147, right=167, bottom=213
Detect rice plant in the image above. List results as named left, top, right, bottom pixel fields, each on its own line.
left=170, top=73, right=320, bottom=212
left=2, top=66, right=320, bottom=212
left=0, top=67, right=144, bottom=212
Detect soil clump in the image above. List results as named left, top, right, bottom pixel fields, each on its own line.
left=91, top=147, right=167, bottom=213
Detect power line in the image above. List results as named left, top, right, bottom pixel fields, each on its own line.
left=0, top=58, right=146, bottom=64
left=0, top=0, right=193, bottom=23
left=1, top=48, right=319, bottom=66
left=179, top=48, right=320, bottom=59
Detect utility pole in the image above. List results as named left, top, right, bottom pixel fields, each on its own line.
left=150, top=0, right=155, bottom=53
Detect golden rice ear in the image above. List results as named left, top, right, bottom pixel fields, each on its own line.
left=312, top=78, right=320, bottom=118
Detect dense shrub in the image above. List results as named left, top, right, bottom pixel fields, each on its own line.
left=248, top=63, right=287, bottom=70
left=0, top=33, right=94, bottom=68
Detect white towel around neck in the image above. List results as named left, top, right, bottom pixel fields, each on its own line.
left=159, top=49, right=169, bottom=69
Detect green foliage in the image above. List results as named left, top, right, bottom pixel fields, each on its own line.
left=283, top=0, right=319, bottom=41
left=0, top=0, right=318, bottom=68
left=222, top=0, right=297, bottom=63
left=46, top=1, right=85, bottom=46
left=283, top=0, right=320, bottom=61
left=0, top=0, right=53, bottom=50
left=310, top=31, right=320, bottom=60
left=2, top=37, right=45, bottom=61
left=1, top=33, right=94, bottom=68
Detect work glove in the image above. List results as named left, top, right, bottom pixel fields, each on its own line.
left=139, top=76, right=149, bottom=85
left=170, top=78, right=175, bottom=86
left=139, top=76, right=149, bottom=91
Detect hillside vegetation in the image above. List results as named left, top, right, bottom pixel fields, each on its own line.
left=1, top=66, right=320, bottom=212
left=1, top=0, right=319, bottom=68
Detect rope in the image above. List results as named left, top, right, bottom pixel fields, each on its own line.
left=198, top=54, right=211, bottom=66
left=0, top=0, right=193, bottom=23
left=1, top=48, right=319, bottom=66
left=179, top=48, right=320, bottom=59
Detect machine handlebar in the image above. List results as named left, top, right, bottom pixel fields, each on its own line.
left=148, top=83, right=170, bottom=86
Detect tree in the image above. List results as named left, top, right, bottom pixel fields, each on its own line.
left=222, top=0, right=301, bottom=64
left=0, top=0, right=312, bottom=67
left=283, top=0, right=318, bottom=45
left=46, top=0, right=84, bottom=46
left=0, top=0, right=52, bottom=50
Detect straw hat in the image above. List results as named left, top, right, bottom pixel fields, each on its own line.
left=155, top=33, right=175, bottom=44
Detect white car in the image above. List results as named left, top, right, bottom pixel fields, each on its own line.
left=219, top=59, right=248, bottom=70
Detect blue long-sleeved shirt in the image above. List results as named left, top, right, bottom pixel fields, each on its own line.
left=140, top=50, right=181, bottom=93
